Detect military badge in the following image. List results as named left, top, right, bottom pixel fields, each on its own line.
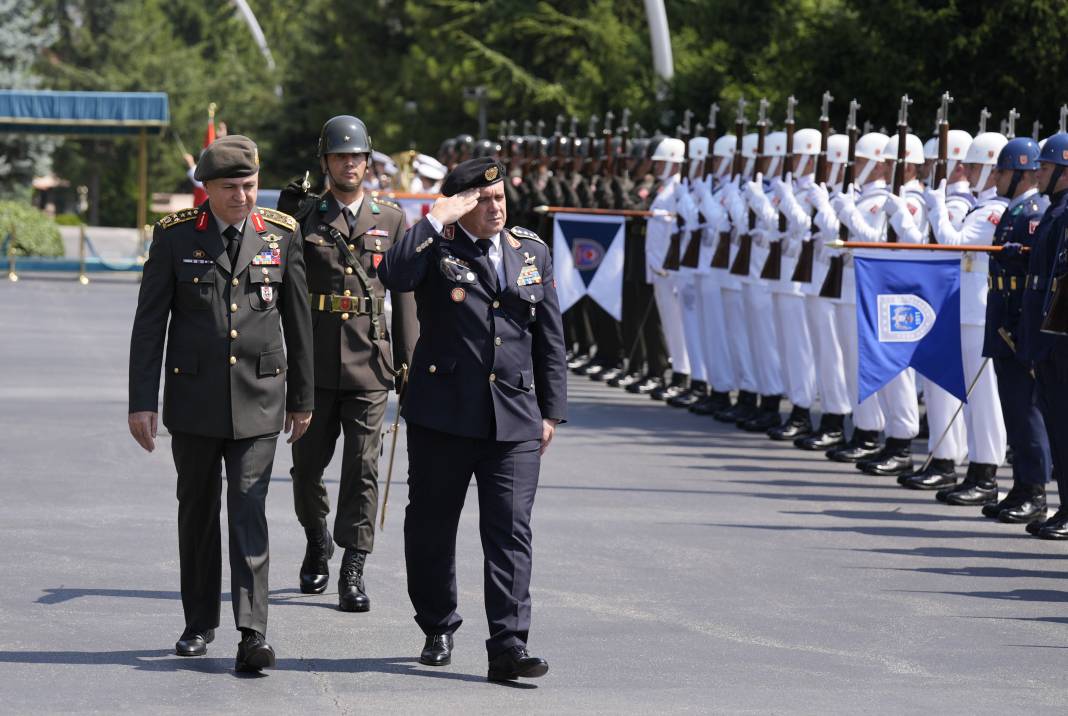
left=367, top=229, right=389, bottom=237
left=450, top=287, right=465, bottom=303
left=193, top=249, right=206, bottom=258
left=252, top=250, right=281, bottom=266
left=507, top=235, right=521, bottom=249
left=517, top=264, right=542, bottom=286
left=443, top=224, right=455, bottom=240
left=251, top=213, right=266, bottom=233
left=195, top=212, right=209, bottom=231
left=439, top=255, right=477, bottom=283
left=484, top=165, right=499, bottom=182
left=523, top=252, right=536, bottom=265
left=373, top=254, right=383, bottom=269
left=1030, top=220, right=1040, bottom=234
left=260, top=285, right=273, bottom=302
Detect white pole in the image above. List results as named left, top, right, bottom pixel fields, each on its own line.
left=643, top=0, right=674, bottom=99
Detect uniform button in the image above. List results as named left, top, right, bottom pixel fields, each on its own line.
left=173, top=367, right=180, bottom=374
left=428, top=364, right=437, bottom=374
left=348, top=244, right=356, bottom=251
left=346, top=267, right=354, bottom=275
left=230, top=303, right=238, bottom=313
left=375, top=240, right=382, bottom=249
left=341, top=312, right=350, bottom=320
left=232, top=278, right=239, bottom=286
left=261, top=268, right=269, bottom=275
left=192, top=277, right=199, bottom=284
left=489, top=372, right=496, bottom=382
left=229, top=356, right=237, bottom=365
left=492, top=300, right=500, bottom=308
left=494, top=337, right=502, bottom=346
left=343, top=289, right=352, bottom=297
left=275, top=368, right=280, bottom=374
left=230, top=329, right=238, bottom=339
left=529, top=294, right=536, bottom=301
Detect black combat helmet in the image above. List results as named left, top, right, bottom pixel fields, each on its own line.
left=317, top=115, right=373, bottom=157
left=473, top=138, right=501, bottom=158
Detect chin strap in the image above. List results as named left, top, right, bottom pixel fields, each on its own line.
left=1045, top=165, right=1065, bottom=197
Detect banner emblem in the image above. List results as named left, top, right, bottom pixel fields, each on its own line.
left=877, top=294, right=935, bottom=343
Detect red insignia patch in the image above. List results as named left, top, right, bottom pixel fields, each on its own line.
left=987, top=212, right=1000, bottom=225
left=907, top=204, right=917, bottom=215
left=1020, top=154, right=1029, bottom=165
left=1030, top=219, right=1040, bottom=234
left=195, top=211, right=209, bottom=232
left=372, top=254, right=383, bottom=269
left=443, top=224, right=455, bottom=240
left=251, top=213, right=266, bottom=233
left=450, top=287, right=465, bottom=303
left=638, top=188, right=649, bottom=199
left=869, top=205, right=878, bottom=214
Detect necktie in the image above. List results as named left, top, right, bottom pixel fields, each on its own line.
left=343, top=207, right=358, bottom=236
left=475, top=239, right=499, bottom=289
left=476, top=238, right=493, bottom=255
left=223, top=225, right=241, bottom=266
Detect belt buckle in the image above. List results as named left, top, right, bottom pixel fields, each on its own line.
left=338, top=296, right=353, bottom=312
left=1010, top=276, right=1017, bottom=291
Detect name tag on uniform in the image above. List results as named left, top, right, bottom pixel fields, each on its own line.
left=182, top=258, right=213, bottom=264
left=517, top=264, right=541, bottom=286
left=252, top=249, right=281, bottom=266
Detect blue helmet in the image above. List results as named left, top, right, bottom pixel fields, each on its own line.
left=997, top=137, right=1040, bottom=171
left=1039, top=133, right=1068, bottom=167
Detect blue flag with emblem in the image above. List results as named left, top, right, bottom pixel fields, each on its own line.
left=854, top=253, right=966, bottom=403
left=552, top=213, right=626, bottom=320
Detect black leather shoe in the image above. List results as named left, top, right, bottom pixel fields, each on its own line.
left=795, top=414, right=845, bottom=450
left=568, top=354, right=592, bottom=372
left=941, top=463, right=998, bottom=506
left=899, top=458, right=957, bottom=490
left=858, top=438, right=913, bottom=476
left=1030, top=507, right=1068, bottom=537
left=690, top=391, right=731, bottom=415
left=599, top=366, right=626, bottom=384
left=175, top=628, right=214, bottom=657
left=768, top=407, right=812, bottom=441
left=827, top=430, right=881, bottom=463
left=668, top=381, right=707, bottom=408
left=999, top=485, right=1047, bottom=524
left=338, top=549, right=370, bottom=612
left=628, top=375, right=662, bottom=394
left=653, top=374, right=688, bottom=401
left=714, top=391, right=758, bottom=422
left=235, top=630, right=275, bottom=673
left=582, top=362, right=607, bottom=379
left=610, top=371, right=641, bottom=388
left=487, top=646, right=549, bottom=681
left=299, top=521, right=334, bottom=595
left=419, top=634, right=453, bottom=666
left=739, top=395, right=782, bottom=432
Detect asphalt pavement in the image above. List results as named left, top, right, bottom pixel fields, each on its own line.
left=1, top=276, right=1066, bottom=714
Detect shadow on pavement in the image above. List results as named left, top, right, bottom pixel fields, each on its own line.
left=37, top=587, right=336, bottom=608
left=893, top=588, right=1068, bottom=603
left=697, top=522, right=1024, bottom=540
left=850, top=546, right=1063, bottom=560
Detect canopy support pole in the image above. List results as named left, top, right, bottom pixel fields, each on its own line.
left=137, top=128, right=148, bottom=245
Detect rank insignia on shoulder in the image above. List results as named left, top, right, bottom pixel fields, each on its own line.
left=442, top=224, right=455, bottom=240
left=251, top=213, right=267, bottom=233
left=157, top=208, right=200, bottom=230
left=375, top=198, right=400, bottom=210
left=259, top=207, right=297, bottom=231
left=509, top=226, right=543, bottom=244
left=415, top=237, right=434, bottom=253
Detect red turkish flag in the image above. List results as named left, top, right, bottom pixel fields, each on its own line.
left=192, top=109, right=217, bottom=207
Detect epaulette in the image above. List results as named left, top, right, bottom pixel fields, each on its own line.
left=509, top=226, right=545, bottom=244
left=156, top=208, right=199, bottom=230
left=375, top=197, right=401, bottom=210
left=258, top=207, right=297, bottom=231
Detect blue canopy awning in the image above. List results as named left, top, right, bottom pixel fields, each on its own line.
left=0, top=90, right=170, bottom=136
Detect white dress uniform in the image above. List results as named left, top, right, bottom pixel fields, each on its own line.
left=929, top=183, right=1008, bottom=466
left=675, top=178, right=708, bottom=387
left=696, top=176, right=736, bottom=394
left=719, top=181, right=759, bottom=395
left=645, top=172, right=691, bottom=377
left=743, top=177, right=786, bottom=399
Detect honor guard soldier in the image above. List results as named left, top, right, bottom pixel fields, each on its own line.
left=378, top=157, right=567, bottom=682
left=128, top=135, right=314, bottom=673
left=289, top=116, right=419, bottom=611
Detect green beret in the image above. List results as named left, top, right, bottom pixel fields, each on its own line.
left=194, top=135, right=260, bottom=181
left=441, top=157, right=506, bottom=197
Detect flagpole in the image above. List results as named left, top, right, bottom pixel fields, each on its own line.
left=535, top=205, right=674, bottom=219
left=829, top=240, right=1027, bottom=254
left=915, top=357, right=992, bottom=474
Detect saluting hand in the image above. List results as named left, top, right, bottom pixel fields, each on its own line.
left=429, top=189, right=480, bottom=227
left=285, top=411, right=313, bottom=444
left=128, top=411, right=158, bottom=453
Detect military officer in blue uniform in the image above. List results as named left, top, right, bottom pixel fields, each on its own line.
left=128, top=135, right=314, bottom=673
left=1017, top=133, right=1068, bottom=538
left=378, top=156, right=567, bottom=682
left=942, top=138, right=1052, bottom=524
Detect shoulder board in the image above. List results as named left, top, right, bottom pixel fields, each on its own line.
left=156, top=208, right=199, bottom=230
left=258, top=207, right=297, bottom=231
left=510, top=226, right=545, bottom=244
left=374, top=198, right=401, bottom=211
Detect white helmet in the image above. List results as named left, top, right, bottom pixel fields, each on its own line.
left=946, top=129, right=973, bottom=166
left=789, top=128, right=822, bottom=176
left=826, top=133, right=849, bottom=187
left=762, top=131, right=786, bottom=176
left=854, top=132, right=890, bottom=185
left=688, top=136, right=709, bottom=179
left=712, top=134, right=735, bottom=158
left=923, top=137, right=939, bottom=161
left=965, top=132, right=1009, bottom=192
left=741, top=133, right=759, bottom=159
left=882, top=133, right=925, bottom=165
left=651, top=137, right=685, bottom=163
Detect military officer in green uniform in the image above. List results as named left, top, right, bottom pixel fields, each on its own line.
left=128, top=135, right=314, bottom=673
left=289, top=115, right=418, bottom=611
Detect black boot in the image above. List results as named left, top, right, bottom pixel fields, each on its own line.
left=338, top=549, right=370, bottom=613
left=599, top=366, right=626, bottom=384
left=1032, top=506, right=1068, bottom=538
left=668, top=379, right=707, bottom=408
left=567, top=353, right=592, bottom=372
left=714, top=390, right=758, bottom=423
left=652, top=372, right=688, bottom=401
left=916, top=412, right=930, bottom=440
left=796, top=413, right=846, bottom=451
left=611, top=371, right=641, bottom=388
left=739, top=395, right=783, bottom=432
left=299, top=521, right=334, bottom=595
left=942, top=463, right=998, bottom=506
left=628, top=374, right=662, bottom=394
left=690, top=390, right=731, bottom=415
left=768, top=406, right=813, bottom=441
left=899, top=458, right=957, bottom=490
left=827, top=429, right=882, bottom=463
left=858, top=437, right=914, bottom=476
left=235, top=629, right=275, bottom=673
left=999, top=483, right=1047, bottom=524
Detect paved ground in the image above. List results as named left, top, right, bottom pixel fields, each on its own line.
left=1, top=277, right=1067, bottom=714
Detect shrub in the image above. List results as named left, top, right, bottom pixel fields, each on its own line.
left=0, top=201, right=65, bottom=257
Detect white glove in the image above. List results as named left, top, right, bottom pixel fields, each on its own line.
left=923, top=178, right=946, bottom=216
left=810, top=182, right=830, bottom=208
left=884, top=192, right=908, bottom=217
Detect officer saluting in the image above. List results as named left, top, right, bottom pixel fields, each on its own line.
left=128, top=135, right=314, bottom=672
left=289, top=115, right=418, bottom=611
left=378, top=157, right=567, bottom=682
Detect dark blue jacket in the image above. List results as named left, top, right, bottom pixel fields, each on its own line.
left=984, top=190, right=1049, bottom=361
left=1018, top=190, right=1068, bottom=365
left=378, top=217, right=567, bottom=441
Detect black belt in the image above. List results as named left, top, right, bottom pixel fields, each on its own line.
left=1026, top=275, right=1058, bottom=292
left=309, top=293, right=384, bottom=314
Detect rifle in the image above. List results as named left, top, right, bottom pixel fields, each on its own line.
left=680, top=120, right=706, bottom=268
left=711, top=97, right=746, bottom=269
left=929, top=91, right=953, bottom=244
left=815, top=91, right=833, bottom=184
left=1060, top=104, right=1068, bottom=134
left=820, top=98, right=860, bottom=299
left=585, top=114, right=599, bottom=179
left=499, top=120, right=511, bottom=168
left=702, top=103, right=719, bottom=180
left=602, top=111, right=616, bottom=177
left=886, top=94, right=912, bottom=244
left=730, top=97, right=767, bottom=276
left=617, top=108, right=631, bottom=176
left=662, top=111, right=692, bottom=271
left=977, top=107, right=990, bottom=134
left=763, top=96, right=796, bottom=281
left=1005, top=108, right=1020, bottom=139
